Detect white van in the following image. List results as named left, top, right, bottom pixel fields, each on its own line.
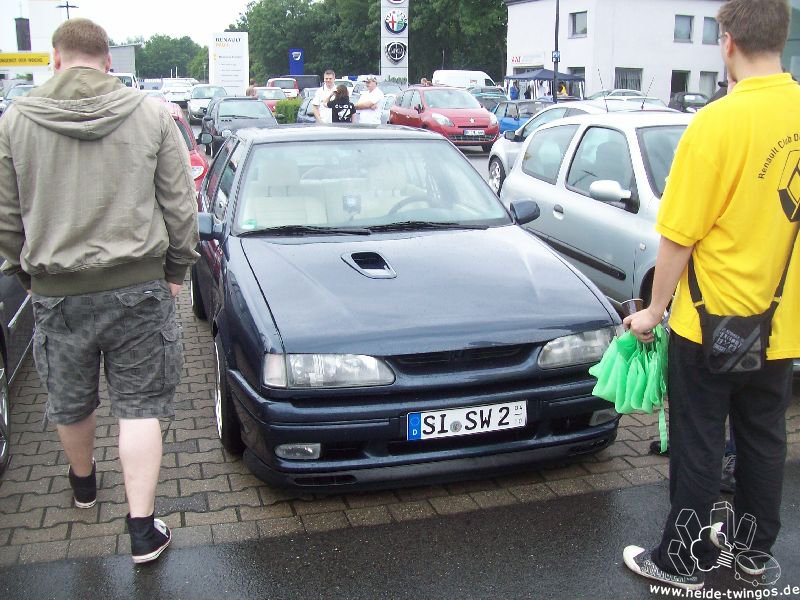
left=110, top=72, right=139, bottom=89
left=431, top=70, right=496, bottom=88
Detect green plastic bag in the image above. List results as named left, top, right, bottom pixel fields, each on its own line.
left=589, top=324, right=668, bottom=452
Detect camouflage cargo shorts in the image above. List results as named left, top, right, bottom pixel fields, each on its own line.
left=31, top=279, right=183, bottom=425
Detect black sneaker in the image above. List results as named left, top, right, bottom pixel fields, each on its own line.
left=720, top=453, right=736, bottom=494
left=68, top=460, right=97, bottom=509
left=623, top=545, right=704, bottom=591
left=127, top=514, right=171, bottom=564
left=649, top=440, right=669, bottom=456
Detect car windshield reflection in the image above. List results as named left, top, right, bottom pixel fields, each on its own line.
left=425, top=90, right=482, bottom=109
left=235, top=140, right=511, bottom=233
left=219, top=101, right=272, bottom=119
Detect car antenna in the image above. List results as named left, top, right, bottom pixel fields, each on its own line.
left=597, top=68, right=609, bottom=113
left=641, top=76, right=656, bottom=110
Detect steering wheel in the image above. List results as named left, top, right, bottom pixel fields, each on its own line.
left=387, top=195, right=433, bottom=215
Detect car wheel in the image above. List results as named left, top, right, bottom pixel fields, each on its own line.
left=488, top=157, right=506, bottom=195
left=213, top=334, right=245, bottom=454
left=190, top=266, right=207, bottom=321
left=0, top=352, right=10, bottom=475
left=481, top=143, right=493, bottom=153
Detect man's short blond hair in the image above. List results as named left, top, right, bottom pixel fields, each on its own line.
left=52, top=18, right=109, bottom=59
left=718, top=0, right=790, bottom=56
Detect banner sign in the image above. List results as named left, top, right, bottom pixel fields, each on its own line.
left=0, top=52, right=50, bottom=67
left=380, top=0, right=409, bottom=83
left=209, top=32, right=249, bottom=96
left=289, top=48, right=304, bottom=75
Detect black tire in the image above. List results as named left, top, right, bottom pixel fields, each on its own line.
left=0, top=352, right=10, bottom=475
left=214, top=334, right=245, bottom=454
left=488, top=157, right=506, bottom=195
left=190, top=267, right=207, bottom=321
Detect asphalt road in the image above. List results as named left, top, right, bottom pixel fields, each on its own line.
left=2, top=463, right=799, bottom=600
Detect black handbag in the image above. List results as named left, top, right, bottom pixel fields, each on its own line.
left=687, top=226, right=798, bottom=374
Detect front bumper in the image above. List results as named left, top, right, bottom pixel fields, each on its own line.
left=439, top=125, right=498, bottom=147
left=227, top=368, right=619, bottom=492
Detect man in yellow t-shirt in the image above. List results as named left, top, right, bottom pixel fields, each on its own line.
left=622, top=0, right=799, bottom=592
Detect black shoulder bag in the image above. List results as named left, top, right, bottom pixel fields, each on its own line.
left=687, top=226, right=798, bottom=374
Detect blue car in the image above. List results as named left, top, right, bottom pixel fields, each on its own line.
left=192, top=125, right=622, bottom=491
left=492, top=100, right=551, bottom=134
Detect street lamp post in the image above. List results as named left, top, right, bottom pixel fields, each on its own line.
left=552, top=0, right=560, bottom=104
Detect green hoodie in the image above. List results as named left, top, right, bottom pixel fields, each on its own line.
left=0, top=67, right=199, bottom=295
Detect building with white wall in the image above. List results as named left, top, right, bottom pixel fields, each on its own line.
left=0, top=0, right=64, bottom=85
left=505, top=0, right=727, bottom=103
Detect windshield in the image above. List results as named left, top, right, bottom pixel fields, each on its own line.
left=235, top=139, right=510, bottom=232
left=257, top=89, right=285, bottom=100
left=192, top=86, right=226, bottom=99
left=113, top=75, right=134, bottom=87
left=7, top=86, right=33, bottom=98
left=424, top=89, right=481, bottom=109
left=219, top=100, right=273, bottom=119
left=271, top=79, right=295, bottom=89
left=379, top=82, right=402, bottom=94
left=638, top=125, right=687, bottom=197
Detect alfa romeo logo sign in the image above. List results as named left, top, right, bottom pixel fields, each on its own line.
left=385, top=41, right=407, bottom=64
left=384, top=10, right=408, bottom=34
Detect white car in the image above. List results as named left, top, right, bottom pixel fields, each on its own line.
left=187, top=85, right=228, bottom=123
left=500, top=111, right=693, bottom=309
left=162, top=82, right=193, bottom=107
left=488, top=101, right=611, bottom=195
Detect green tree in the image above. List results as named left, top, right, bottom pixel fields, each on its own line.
left=136, top=35, right=203, bottom=78
left=187, top=48, right=209, bottom=82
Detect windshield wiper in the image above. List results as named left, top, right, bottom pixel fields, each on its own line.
left=238, top=225, right=372, bottom=236
left=367, top=221, right=489, bottom=232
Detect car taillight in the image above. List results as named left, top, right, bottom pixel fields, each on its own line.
left=189, top=153, right=207, bottom=180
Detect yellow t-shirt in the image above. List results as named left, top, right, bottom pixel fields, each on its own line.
left=657, top=73, right=800, bottom=360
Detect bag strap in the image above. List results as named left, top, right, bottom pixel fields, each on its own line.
left=688, top=222, right=800, bottom=316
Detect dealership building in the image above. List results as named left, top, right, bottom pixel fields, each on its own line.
left=505, top=0, right=800, bottom=102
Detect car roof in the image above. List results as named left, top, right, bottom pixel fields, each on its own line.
left=235, top=124, right=446, bottom=145
left=536, top=109, right=693, bottom=131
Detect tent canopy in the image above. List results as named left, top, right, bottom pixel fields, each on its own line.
left=505, top=68, right=584, bottom=82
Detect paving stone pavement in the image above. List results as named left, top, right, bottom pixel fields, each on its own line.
left=1, top=285, right=799, bottom=567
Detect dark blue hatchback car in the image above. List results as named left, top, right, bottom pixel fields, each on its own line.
left=192, top=125, right=622, bottom=491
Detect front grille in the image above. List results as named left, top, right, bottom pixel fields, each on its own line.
left=390, top=344, right=534, bottom=375
left=448, top=134, right=495, bottom=143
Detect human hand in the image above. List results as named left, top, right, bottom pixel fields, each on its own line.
left=622, top=307, right=662, bottom=343
left=168, top=283, right=182, bottom=298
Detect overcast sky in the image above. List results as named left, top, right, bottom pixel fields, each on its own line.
left=4, top=0, right=251, bottom=48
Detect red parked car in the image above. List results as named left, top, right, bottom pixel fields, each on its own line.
left=254, top=86, right=287, bottom=112
left=389, top=86, right=499, bottom=151
left=165, top=102, right=209, bottom=192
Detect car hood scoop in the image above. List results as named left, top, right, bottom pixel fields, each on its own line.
left=342, top=251, right=397, bottom=279
left=241, top=227, right=613, bottom=356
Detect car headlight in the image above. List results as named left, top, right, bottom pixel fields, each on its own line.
left=489, top=113, right=498, bottom=126
left=431, top=112, right=454, bottom=127
left=264, top=354, right=395, bottom=388
left=538, top=326, right=621, bottom=369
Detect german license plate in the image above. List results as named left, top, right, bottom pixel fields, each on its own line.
left=464, top=129, right=485, bottom=136
left=407, top=401, right=526, bottom=441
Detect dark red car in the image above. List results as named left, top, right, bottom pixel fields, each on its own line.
left=389, top=86, right=499, bottom=151
left=165, top=101, right=209, bottom=192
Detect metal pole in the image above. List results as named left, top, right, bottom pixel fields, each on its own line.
left=553, top=0, right=560, bottom=104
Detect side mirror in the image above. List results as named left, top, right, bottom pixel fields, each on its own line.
left=503, top=130, right=517, bottom=141
left=415, top=104, right=423, bottom=113
left=198, top=212, right=224, bottom=242
left=509, top=199, right=540, bottom=225
left=198, top=132, right=213, bottom=146
left=588, top=180, right=632, bottom=203
left=202, top=115, right=213, bottom=122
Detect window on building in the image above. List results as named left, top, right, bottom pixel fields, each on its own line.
left=700, top=71, right=718, bottom=97
left=703, top=17, right=719, bottom=44
left=614, top=68, right=642, bottom=91
left=675, top=15, right=693, bottom=42
left=570, top=11, right=588, bottom=37
left=670, top=71, right=689, bottom=97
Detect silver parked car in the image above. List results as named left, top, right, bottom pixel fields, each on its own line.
left=187, top=85, right=228, bottom=123
left=500, top=111, right=693, bottom=310
left=488, top=101, right=611, bottom=195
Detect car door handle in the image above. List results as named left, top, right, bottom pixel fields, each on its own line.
left=553, top=204, right=564, bottom=215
